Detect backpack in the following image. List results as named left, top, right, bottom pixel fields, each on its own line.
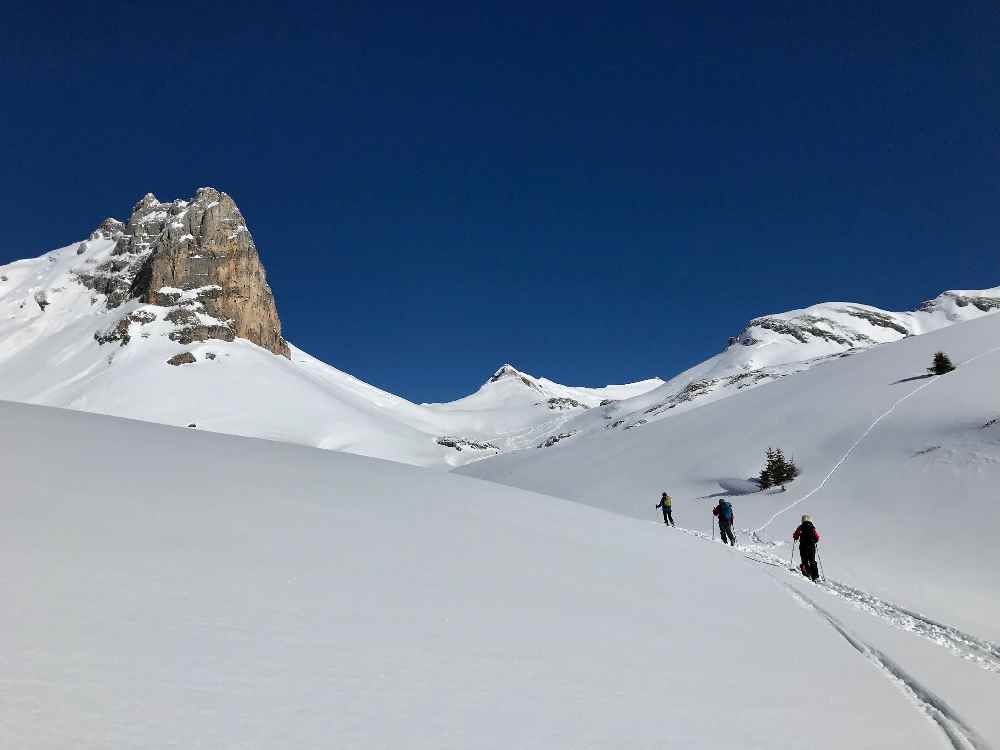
left=799, top=521, right=818, bottom=545
left=718, top=500, right=733, bottom=521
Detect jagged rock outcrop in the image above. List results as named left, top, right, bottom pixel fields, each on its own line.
left=919, top=292, right=1000, bottom=316
left=436, top=436, right=500, bottom=453
left=739, top=314, right=879, bottom=348
left=79, top=188, right=289, bottom=357
left=542, top=397, right=588, bottom=410
left=537, top=431, right=577, bottom=448
left=167, top=352, right=196, bottom=366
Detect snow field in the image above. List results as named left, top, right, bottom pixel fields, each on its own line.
left=0, top=400, right=953, bottom=749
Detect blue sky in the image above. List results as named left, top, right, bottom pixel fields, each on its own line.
left=2, top=1, right=998, bottom=402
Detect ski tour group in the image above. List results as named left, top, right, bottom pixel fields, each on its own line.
left=656, top=491, right=822, bottom=581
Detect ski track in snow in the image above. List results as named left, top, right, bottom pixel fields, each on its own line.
left=752, top=343, right=1000, bottom=535
left=661, top=523, right=1000, bottom=675
left=783, top=585, right=994, bottom=750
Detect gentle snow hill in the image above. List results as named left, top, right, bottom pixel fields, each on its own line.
left=0, top=400, right=952, bottom=749
left=419, top=363, right=664, bottom=449
left=461, top=311, right=1000, bottom=642
left=0, top=240, right=660, bottom=468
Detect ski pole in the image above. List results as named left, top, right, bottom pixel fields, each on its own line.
left=817, top=547, right=825, bottom=581
left=789, top=540, right=797, bottom=568
left=711, top=512, right=715, bottom=541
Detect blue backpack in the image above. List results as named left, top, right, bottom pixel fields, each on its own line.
left=718, top=500, right=733, bottom=521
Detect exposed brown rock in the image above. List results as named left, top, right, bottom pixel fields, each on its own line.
left=130, top=188, right=289, bottom=357
left=82, top=188, right=290, bottom=358
left=169, top=324, right=235, bottom=346
left=94, top=310, right=157, bottom=347
left=167, top=352, right=196, bottom=366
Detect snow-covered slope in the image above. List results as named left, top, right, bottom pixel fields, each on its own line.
left=0, top=193, right=661, bottom=468
left=420, top=364, right=663, bottom=451
left=505, top=288, right=1000, bottom=448
left=461, top=311, right=1000, bottom=645
left=0, top=399, right=984, bottom=749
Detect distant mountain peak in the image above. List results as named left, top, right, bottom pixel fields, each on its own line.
left=487, top=364, right=539, bottom=388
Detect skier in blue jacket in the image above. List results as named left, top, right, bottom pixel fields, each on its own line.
left=713, top=499, right=736, bottom=546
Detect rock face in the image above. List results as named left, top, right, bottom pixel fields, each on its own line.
left=487, top=364, right=541, bottom=390
left=80, top=188, right=289, bottom=358
left=167, top=352, right=197, bottom=366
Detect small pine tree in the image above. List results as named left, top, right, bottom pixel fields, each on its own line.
left=759, top=446, right=799, bottom=489
left=928, top=351, right=955, bottom=375
left=779, top=453, right=800, bottom=484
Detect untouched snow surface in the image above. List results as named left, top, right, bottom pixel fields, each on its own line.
left=0, top=400, right=975, bottom=748
left=462, top=311, right=1000, bottom=646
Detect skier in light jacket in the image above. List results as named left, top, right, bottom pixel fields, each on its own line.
left=656, top=492, right=675, bottom=526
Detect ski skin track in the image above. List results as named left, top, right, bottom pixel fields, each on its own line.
left=781, top=584, right=994, bottom=750
left=743, top=542, right=1000, bottom=674
left=658, top=523, right=998, bottom=748
left=752, top=343, right=1000, bottom=536
left=658, top=522, right=1000, bottom=675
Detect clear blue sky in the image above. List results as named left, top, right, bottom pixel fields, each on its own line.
left=2, top=1, right=998, bottom=402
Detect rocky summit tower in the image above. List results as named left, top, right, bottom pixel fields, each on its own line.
left=79, top=187, right=289, bottom=357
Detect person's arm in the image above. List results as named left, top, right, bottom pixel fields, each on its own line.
left=793, top=526, right=801, bottom=540
left=814, top=530, right=821, bottom=542
left=713, top=507, right=719, bottom=517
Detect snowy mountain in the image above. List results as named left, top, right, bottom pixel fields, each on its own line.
left=4, top=398, right=995, bottom=749
left=461, top=310, right=1000, bottom=639
left=457, top=309, right=1000, bottom=746
left=4, top=189, right=999, bottom=747
left=0, top=189, right=661, bottom=467
left=2, top=187, right=999, bottom=471
left=506, top=288, right=1000, bottom=447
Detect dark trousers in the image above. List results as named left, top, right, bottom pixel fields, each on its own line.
left=719, top=520, right=736, bottom=545
left=800, top=545, right=820, bottom=580
left=662, top=508, right=675, bottom=526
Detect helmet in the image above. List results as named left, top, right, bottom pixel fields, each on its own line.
left=802, top=514, right=812, bottom=523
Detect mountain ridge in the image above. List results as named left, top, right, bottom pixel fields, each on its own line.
left=2, top=187, right=998, bottom=469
